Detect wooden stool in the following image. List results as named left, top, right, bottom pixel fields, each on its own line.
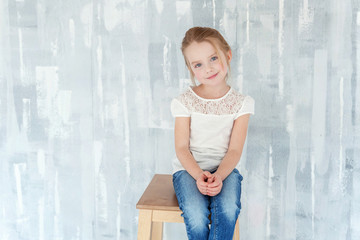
left=136, top=174, right=240, bottom=240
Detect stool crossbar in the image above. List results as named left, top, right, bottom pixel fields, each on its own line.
left=136, top=174, right=240, bottom=240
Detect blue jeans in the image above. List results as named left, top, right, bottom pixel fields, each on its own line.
left=173, top=168, right=243, bottom=240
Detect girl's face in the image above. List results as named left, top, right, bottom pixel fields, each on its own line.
left=184, top=41, right=231, bottom=87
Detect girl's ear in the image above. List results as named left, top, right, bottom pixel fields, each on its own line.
left=228, top=50, right=232, bottom=61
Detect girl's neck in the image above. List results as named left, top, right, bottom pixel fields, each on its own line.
left=193, top=83, right=230, bottom=99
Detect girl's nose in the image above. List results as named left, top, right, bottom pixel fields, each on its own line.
left=205, top=63, right=213, bottom=73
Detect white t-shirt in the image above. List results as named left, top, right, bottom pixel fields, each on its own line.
left=170, top=86, right=255, bottom=174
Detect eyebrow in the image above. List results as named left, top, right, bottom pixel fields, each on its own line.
left=190, top=52, right=217, bottom=65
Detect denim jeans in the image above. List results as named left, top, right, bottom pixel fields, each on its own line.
left=172, top=168, right=243, bottom=240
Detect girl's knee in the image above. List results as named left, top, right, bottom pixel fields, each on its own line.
left=222, top=201, right=241, bottom=221
left=212, top=194, right=241, bottom=222
left=181, top=196, right=210, bottom=218
left=183, top=209, right=210, bottom=229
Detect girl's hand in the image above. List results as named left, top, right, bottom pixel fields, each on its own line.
left=196, top=171, right=212, bottom=195
left=206, top=173, right=223, bottom=196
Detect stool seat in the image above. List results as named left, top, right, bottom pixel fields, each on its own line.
left=136, top=174, right=239, bottom=240
left=137, top=174, right=180, bottom=211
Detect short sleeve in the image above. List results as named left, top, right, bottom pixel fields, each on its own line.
left=234, top=96, right=255, bottom=119
left=170, top=98, right=190, bottom=117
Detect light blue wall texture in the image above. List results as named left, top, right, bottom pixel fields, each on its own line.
left=1, top=0, right=359, bottom=239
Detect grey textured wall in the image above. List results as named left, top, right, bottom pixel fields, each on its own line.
left=1, top=0, right=359, bottom=239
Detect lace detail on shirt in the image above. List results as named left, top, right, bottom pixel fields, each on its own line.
left=177, top=88, right=246, bottom=115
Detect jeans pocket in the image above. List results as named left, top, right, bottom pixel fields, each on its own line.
left=238, top=173, right=243, bottom=182
left=172, top=170, right=185, bottom=188
left=173, top=170, right=182, bottom=180
left=233, top=168, right=243, bottom=182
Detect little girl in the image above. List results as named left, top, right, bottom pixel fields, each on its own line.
left=170, top=27, right=254, bottom=240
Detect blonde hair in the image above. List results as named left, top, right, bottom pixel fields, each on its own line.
left=181, top=27, right=232, bottom=86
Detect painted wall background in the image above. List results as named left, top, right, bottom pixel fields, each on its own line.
left=1, top=0, right=359, bottom=239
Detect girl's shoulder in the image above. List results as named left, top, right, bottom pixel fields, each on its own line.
left=174, top=86, right=196, bottom=105
left=230, top=88, right=255, bottom=117
left=170, top=87, right=193, bottom=118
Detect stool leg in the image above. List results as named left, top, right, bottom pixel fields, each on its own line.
left=138, top=210, right=152, bottom=240
left=151, top=222, right=163, bottom=240
left=233, top=217, right=240, bottom=240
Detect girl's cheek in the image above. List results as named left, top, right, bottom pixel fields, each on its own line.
left=194, top=71, right=202, bottom=80
left=219, top=62, right=226, bottom=70
left=221, top=64, right=228, bottom=72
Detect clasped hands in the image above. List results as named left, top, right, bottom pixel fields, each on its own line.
left=196, top=171, right=223, bottom=196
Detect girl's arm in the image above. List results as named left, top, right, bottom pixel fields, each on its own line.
left=214, top=114, right=251, bottom=181
left=174, top=117, right=204, bottom=180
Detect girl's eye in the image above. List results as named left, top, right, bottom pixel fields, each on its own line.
left=211, top=56, right=218, bottom=61
left=194, top=63, right=202, bottom=68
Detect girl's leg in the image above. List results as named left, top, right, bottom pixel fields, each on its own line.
left=209, top=168, right=243, bottom=240
left=173, top=170, right=211, bottom=240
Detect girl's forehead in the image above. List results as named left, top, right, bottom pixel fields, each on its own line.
left=184, top=41, right=219, bottom=60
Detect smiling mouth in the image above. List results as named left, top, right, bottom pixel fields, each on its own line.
left=207, top=73, right=218, bottom=79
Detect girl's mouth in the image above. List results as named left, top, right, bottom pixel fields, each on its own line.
left=207, top=73, right=218, bottom=79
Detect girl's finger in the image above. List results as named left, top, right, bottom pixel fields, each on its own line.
left=208, top=181, right=219, bottom=188
left=207, top=187, right=216, bottom=193
left=197, top=182, right=207, bottom=188
left=207, top=190, right=218, bottom=196
left=207, top=185, right=222, bottom=195
left=208, top=180, right=222, bottom=188
left=203, top=171, right=212, bottom=178
left=197, top=185, right=207, bottom=192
